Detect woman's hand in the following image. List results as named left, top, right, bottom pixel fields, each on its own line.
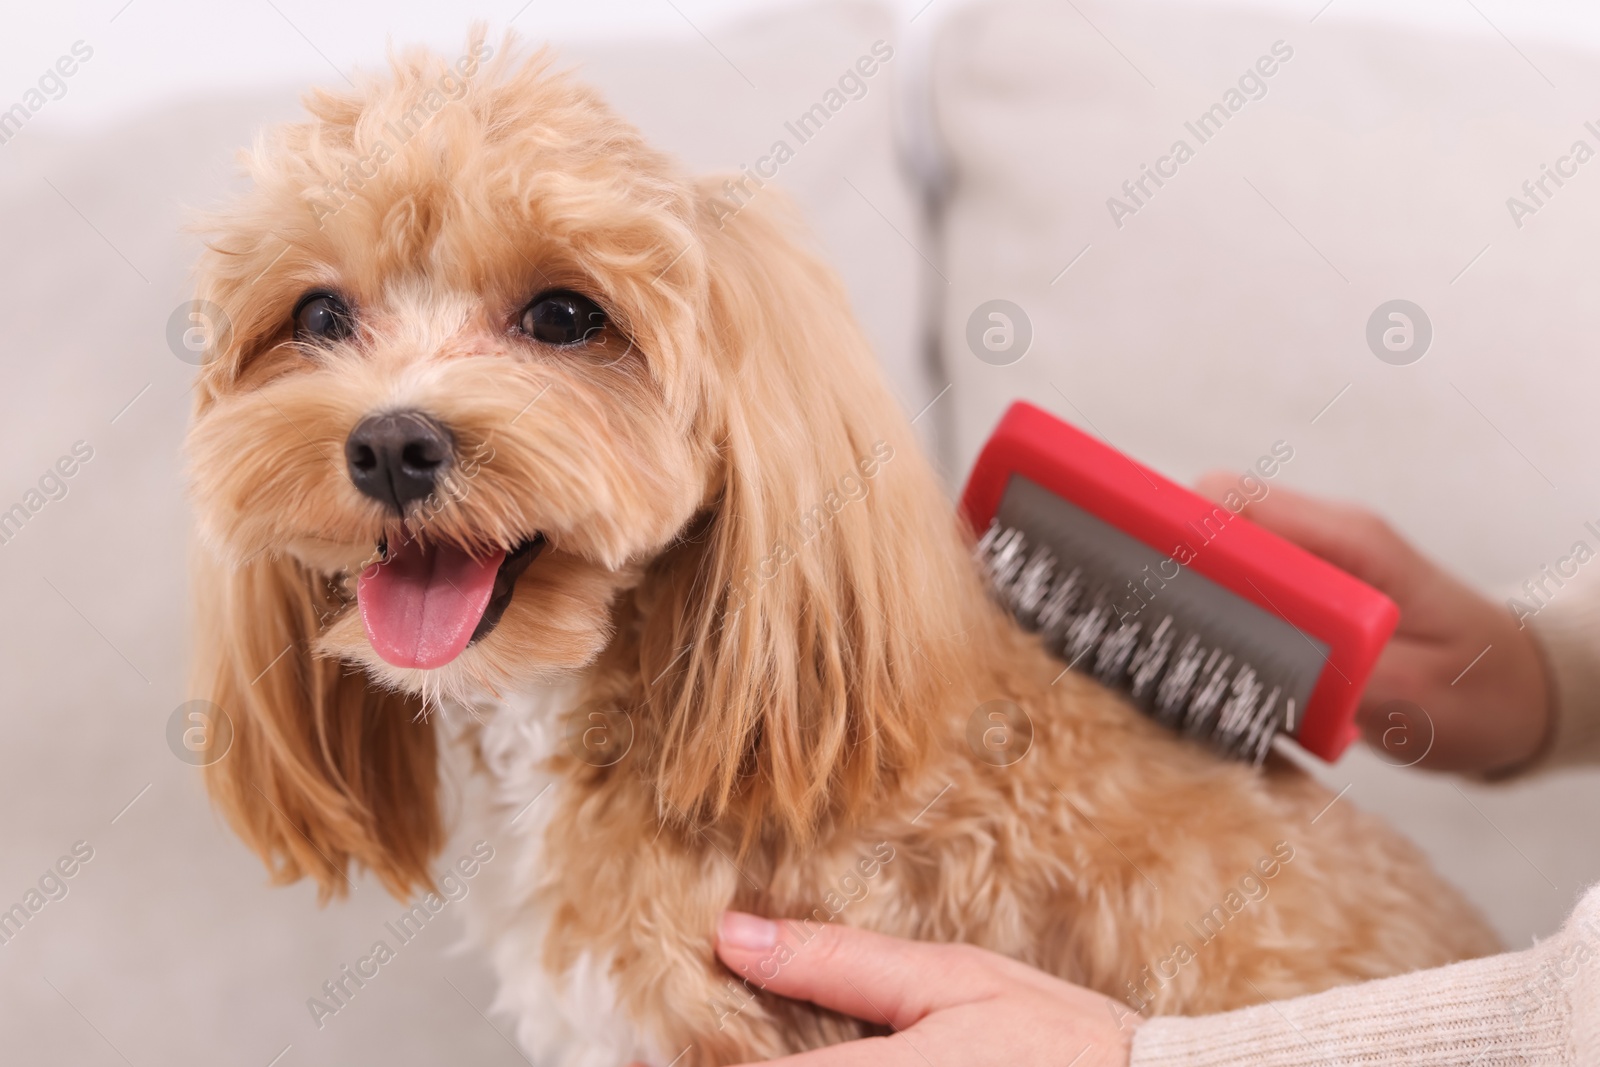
left=1197, top=474, right=1553, bottom=774
left=711, top=911, right=1138, bottom=1066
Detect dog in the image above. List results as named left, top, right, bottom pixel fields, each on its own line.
left=184, top=36, right=1500, bottom=1065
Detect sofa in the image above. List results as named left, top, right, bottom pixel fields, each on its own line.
left=1, top=1, right=1595, bottom=1062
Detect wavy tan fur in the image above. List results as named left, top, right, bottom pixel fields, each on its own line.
left=184, top=35, right=1500, bottom=1063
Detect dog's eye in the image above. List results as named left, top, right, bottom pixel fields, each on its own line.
left=519, top=290, right=607, bottom=346
left=293, top=291, right=354, bottom=344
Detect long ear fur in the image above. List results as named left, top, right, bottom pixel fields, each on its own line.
left=194, top=550, right=441, bottom=900
left=633, top=186, right=997, bottom=847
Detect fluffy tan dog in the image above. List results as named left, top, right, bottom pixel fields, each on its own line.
left=184, top=36, right=1499, bottom=1065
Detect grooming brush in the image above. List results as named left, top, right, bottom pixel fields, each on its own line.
left=961, top=401, right=1398, bottom=765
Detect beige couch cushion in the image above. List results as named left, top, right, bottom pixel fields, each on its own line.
left=932, top=0, right=1600, bottom=945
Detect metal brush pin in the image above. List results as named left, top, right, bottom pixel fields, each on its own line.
left=976, top=519, right=1292, bottom=765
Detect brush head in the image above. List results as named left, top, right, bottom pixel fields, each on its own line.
left=963, top=402, right=1398, bottom=765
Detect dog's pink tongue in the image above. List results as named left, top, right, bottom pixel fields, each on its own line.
left=357, top=538, right=506, bottom=669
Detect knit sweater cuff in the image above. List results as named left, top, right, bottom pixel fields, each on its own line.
left=1525, top=588, right=1600, bottom=774
left=1131, top=885, right=1600, bottom=1066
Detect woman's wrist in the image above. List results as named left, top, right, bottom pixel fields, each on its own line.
left=1521, top=590, right=1600, bottom=774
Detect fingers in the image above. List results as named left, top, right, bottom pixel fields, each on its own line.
left=727, top=1035, right=919, bottom=1067
left=714, top=913, right=998, bottom=1032
left=1192, top=475, right=1557, bottom=773
left=1194, top=471, right=1245, bottom=508
left=1194, top=471, right=1421, bottom=600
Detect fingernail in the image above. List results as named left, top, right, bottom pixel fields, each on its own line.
left=718, top=910, right=778, bottom=951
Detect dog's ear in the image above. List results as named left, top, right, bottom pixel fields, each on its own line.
left=193, top=550, right=440, bottom=901
left=639, top=184, right=989, bottom=845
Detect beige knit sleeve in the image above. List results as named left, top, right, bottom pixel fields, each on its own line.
left=1524, top=578, right=1600, bottom=772
left=1129, top=884, right=1600, bottom=1067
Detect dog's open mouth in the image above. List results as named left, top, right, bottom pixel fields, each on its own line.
left=356, top=534, right=545, bottom=669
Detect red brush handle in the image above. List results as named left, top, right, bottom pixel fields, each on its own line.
left=960, top=401, right=1397, bottom=762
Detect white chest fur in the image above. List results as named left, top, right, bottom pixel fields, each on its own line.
left=442, top=687, right=655, bottom=1066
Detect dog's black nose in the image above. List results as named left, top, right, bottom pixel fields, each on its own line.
left=344, top=410, right=453, bottom=513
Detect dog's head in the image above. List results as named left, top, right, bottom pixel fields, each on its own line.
left=186, top=38, right=984, bottom=899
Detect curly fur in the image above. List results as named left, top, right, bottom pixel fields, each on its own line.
left=184, top=33, right=1500, bottom=1063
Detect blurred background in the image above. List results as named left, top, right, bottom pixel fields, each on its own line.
left=4, top=0, right=1600, bottom=1062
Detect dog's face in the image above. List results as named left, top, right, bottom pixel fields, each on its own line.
left=186, top=40, right=976, bottom=898
left=189, top=43, right=721, bottom=700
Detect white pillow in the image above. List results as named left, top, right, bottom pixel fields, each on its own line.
left=932, top=0, right=1600, bottom=582
left=931, top=0, right=1600, bottom=946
